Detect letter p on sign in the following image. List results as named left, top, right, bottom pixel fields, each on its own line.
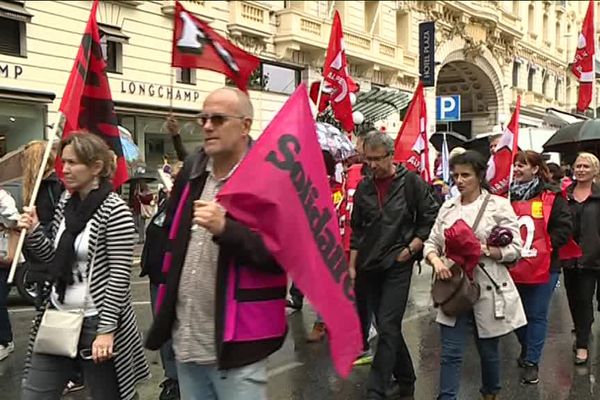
left=436, top=95, right=461, bottom=121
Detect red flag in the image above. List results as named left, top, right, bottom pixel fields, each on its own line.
left=320, top=11, right=356, bottom=132
left=172, top=1, right=259, bottom=92
left=217, top=85, right=362, bottom=378
left=571, top=0, right=595, bottom=112
left=57, top=0, right=127, bottom=188
left=394, top=81, right=430, bottom=182
left=487, top=96, right=521, bottom=196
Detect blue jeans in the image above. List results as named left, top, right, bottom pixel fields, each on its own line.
left=149, top=283, right=178, bottom=380
left=438, top=312, right=501, bottom=400
left=0, top=268, right=12, bottom=346
left=176, top=360, right=267, bottom=400
left=514, top=272, right=559, bottom=365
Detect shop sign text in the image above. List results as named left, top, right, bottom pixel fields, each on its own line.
left=0, top=63, right=23, bottom=79
left=120, top=80, right=200, bottom=102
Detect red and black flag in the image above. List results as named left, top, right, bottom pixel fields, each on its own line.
left=171, top=1, right=260, bottom=92
left=57, top=0, right=128, bottom=188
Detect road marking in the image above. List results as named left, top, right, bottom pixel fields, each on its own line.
left=132, top=301, right=151, bottom=306
left=267, top=361, right=304, bottom=378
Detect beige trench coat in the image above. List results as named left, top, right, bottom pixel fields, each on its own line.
left=423, top=191, right=527, bottom=338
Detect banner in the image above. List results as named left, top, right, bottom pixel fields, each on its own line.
left=419, top=22, right=435, bottom=87
left=172, top=1, right=260, bottom=92
left=487, top=96, right=520, bottom=196
left=217, top=85, right=362, bottom=378
left=58, top=0, right=127, bottom=188
left=394, top=81, right=430, bottom=182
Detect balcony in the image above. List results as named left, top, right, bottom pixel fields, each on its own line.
left=228, top=1, right=272, bottom=39
left=161, top=0, right=213, bottom=22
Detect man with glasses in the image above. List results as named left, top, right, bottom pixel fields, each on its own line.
left=146, top=87, right=287, bottom=400
left=349, top=131, right=439, bottom=399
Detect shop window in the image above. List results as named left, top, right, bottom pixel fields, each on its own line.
left=227, top=61, right=302, bottom=95
left=512, top=62, right=520, bottom=88
left=176, top=68, right=196, bottom=85
left=0, top=0, right=33, bottom=58
left=527, top=67, right=535, bottom=91
left=99, top=24, right=128, bottom=74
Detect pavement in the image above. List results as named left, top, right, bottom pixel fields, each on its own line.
left=1, top=249, right=599, bottom=399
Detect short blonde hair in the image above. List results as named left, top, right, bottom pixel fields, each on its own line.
left=575, top=152, right=600, bottom=175
left=59, top=131, right=116, bottom=181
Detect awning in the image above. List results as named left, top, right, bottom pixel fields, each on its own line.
left=0, top=87, right=55, bottom=103
left=99, top=23, right=129, bottom=43
left=323, top=86, right=411, bottom=123
left=543, top=107, right=589, bottom=128
left=0, top=1, right=32, bottom=22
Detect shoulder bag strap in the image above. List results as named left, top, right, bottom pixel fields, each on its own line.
left=471, top=193, right=491, bottom=232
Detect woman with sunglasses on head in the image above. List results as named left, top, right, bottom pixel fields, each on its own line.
left=424, top=150, right=525, bottom=400
left=19, top=132, right=149, bottom=400
left=561, top=152, right=600, bottom=365
left=509, top=151, right=573, bottom=384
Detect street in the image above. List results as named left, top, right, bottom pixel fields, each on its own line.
left=0, top=255, right=598, bottom=400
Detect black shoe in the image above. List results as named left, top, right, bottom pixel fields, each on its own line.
left=159, top=378, right=180, bottom=400
left=385, top=381, right=414, bottom=399
left=286, top=298, right=303, bottom=311
left=521, top=362, right=539, bottom=384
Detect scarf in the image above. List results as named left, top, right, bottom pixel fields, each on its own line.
left=509, top=177, right=541, bottom=201
left=52, top=180, right=113, bottom=303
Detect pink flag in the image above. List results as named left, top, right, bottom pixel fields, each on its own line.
left=487, top=96, right=520, bottom=196
left=217, top=85, right=362, bottom=378
left=394, top=81, right=430, bottom=182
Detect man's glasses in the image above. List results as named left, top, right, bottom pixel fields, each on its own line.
left=197, top=112, right=246, bottom=127
left=364, top=153, right=391, bottom=162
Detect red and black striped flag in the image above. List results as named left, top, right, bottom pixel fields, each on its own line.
left=57, top=0, right=128, bottom=188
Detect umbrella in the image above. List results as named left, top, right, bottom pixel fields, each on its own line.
left=315, top=122, right=357, bottom=162
left=119, top=126, right=140, bottom=162
left=430, top=131, right=468, bottom=152
left=543, top=119, right=600, bottom=154
left=126, top=171, right=157, bottom=184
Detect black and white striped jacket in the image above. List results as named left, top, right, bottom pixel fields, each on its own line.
left=24, top=192, right=150, bottom=400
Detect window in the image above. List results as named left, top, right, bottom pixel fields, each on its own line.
left=512, top=1, right=519, bottom=16
left=176, top=68, right=196, bottom=85
left=543, top=14, right=549, bottom=43
left=555, top=80, right=561, bottom=101
left=0, top=0, right=32, bottom=58
left=512, top=62, right=520, bottom=88
left=396, top=11, right=410, bottom=49
left=555, top=22, right=561, bottom=49
left=227, top=61, right=302, bottom=95
left=542, top=73, right=549, bottom=96
left=99, top=24, right=129, bottom=74
left=528, top=5, right=535, bottom=34
left=365, top=0, right=379, bottom=35
left=527, top=67, right=535, bottom=91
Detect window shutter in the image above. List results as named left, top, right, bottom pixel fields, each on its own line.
left=0, top=18, right=20, bottom=56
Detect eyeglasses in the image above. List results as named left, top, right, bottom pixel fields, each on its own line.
left=364, top=153, right=391, bottom=162
left=197, top=112, right=246, bottom=127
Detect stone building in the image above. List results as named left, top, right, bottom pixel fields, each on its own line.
left=0, top=0, right=595, bottom=168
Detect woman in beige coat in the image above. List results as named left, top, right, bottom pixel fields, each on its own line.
left=424, top=151, right=526, bottom=400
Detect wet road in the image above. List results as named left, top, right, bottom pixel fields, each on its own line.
left=1, top=256, right=599, bottom=399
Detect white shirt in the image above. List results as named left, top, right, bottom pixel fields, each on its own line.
left=50, top=220, right=98, bottom=316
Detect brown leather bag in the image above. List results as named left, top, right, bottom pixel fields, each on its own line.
left=431, top=194, right=490, bottom=317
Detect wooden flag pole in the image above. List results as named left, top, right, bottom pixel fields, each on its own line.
left=314, top=76, right=326, bottom=121
left=8, top=112, right=64, bottom=284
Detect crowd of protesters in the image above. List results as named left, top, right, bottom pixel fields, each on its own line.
left=0, top=87, right=599, bottom=400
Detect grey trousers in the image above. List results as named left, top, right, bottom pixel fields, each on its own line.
left=21, top=315, right=120, bottom=400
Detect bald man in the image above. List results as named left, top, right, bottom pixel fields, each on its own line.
left=146, top=88, right=286, bottom=400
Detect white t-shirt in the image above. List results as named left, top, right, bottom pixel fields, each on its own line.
left=50, top=220, right=98, bottom=316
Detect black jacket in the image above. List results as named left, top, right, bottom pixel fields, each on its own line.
left=36, top=173, right=63, bottom=233
left=563, top=182, right=600, bottom=270
left=139, top=197, right=168, bottom=285
left=145, top=147, right=285, bottom=370
left=350, top=164, right=439, bottom=272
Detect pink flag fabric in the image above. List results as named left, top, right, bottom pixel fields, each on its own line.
left=487, top=96, right=520, bottom=196
left=571, top=0, right=595, bottom=112
left=216, top=85, right=362, bottom=378
left=394, top=81, right=430, bottom=182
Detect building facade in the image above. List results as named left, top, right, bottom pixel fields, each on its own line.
left=0, top=0, right=595, bottom=168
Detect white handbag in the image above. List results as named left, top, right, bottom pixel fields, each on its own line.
left=33, top=251, right=96, bottom=358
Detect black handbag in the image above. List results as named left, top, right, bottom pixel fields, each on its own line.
left=431, top=194, right=490, bottom=317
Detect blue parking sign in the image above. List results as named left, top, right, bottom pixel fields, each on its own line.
left=436, top=95, right=461, bottom=121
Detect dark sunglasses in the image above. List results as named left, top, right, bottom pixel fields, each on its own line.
left=197, top=112, right=246, bottom=126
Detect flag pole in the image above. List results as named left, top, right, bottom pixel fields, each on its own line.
left=314, top=75, right=325, bottom=121
left=8, top=113, right=63, bottom=284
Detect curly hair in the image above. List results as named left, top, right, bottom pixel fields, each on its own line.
left=22, top=140, right=55, bottom=206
